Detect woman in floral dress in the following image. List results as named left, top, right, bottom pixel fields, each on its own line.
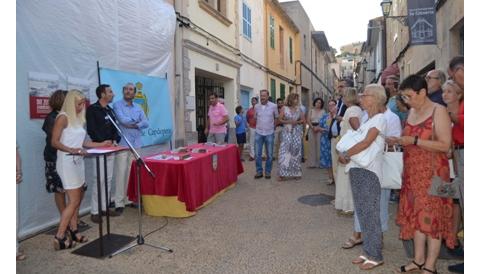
left=277, top=93, right=305, bottom=180
left=318, top=99, right=336, bottom=184
left=390, top=75, right=454, bottom=274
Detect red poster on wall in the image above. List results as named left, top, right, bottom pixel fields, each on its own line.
left=28, top=72, right=59, bottom=119
left=28, top=72, right=92, bottom=119
left=29, top=96, right=51, bottom=119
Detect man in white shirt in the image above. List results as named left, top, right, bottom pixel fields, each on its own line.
left=254, top=90, right=279, bottom=179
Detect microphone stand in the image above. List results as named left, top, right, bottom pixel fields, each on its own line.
left=105, top=112, right=173, bottom=257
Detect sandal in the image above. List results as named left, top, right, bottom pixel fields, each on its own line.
left=69, top=228, right=89, bottom=243
left=422, top=268, right=438, bottom=274
left=342, top=237, right=363, bottom=249
left=53, top=234, right=76, bottom=250
left=352, top=255, right=367, bottom=264
left=398, top=260, right=424, bottom=273
left=359, top=259, right=384, bottom=270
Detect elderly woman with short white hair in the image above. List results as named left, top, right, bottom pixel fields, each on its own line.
left=338, top=84, right=387, bottom=270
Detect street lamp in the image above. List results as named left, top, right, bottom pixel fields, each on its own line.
left=380, top=0, right=408, bottom=25
left=380, top=0, right=392, bottom=17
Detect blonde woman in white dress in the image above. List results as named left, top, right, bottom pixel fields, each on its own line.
left=335, top=88, right=362, bottom=214
left=51, top=90, right=111, bottom=250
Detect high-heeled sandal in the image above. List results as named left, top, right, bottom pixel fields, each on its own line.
left=68, top=228, right=89, bottom=243
left=399, top=260, right=424, bottom=272
left=53, top=234, right=76, bottom=250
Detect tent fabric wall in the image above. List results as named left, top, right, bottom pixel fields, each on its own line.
left=16, top=0, right=176, bottom=238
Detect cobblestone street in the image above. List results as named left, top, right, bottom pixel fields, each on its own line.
left=17, top=156, right=461, bottom=273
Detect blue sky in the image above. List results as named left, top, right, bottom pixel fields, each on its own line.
left=279, top=0, right=383, bottom=52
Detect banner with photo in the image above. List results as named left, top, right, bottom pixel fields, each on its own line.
left=407, top=0, right=437, bottom=45
left=99, top=68, right=173, bottom=146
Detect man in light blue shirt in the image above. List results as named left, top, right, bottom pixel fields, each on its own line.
left=112, top=83, right=149, bottom=214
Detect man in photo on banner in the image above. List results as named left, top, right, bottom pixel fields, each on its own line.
left=112, top=83, right=149, bottom=215
left=86, top=84, right=121, bottom=223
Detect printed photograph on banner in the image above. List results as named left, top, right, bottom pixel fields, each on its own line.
left=99, top=68, right=173, bottom=146
left=28, top=72, right=60, bottom=119
left=67, top=76, right=93, bottom=106
left=134, top=81, right=149, bottom=118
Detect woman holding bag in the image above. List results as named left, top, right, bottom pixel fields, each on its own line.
left=391, top=75, right=454, bottom=274
left=337, top=84, right=387, bottom=270
left=342, top=88, right=402, bottom=250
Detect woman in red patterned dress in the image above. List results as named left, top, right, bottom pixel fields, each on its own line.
left=389, top=75, right=455, bottom=274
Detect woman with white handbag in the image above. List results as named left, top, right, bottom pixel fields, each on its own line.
left=337, top=84, right=387, bottom=271
left=342, top=88, right=402, bottom=251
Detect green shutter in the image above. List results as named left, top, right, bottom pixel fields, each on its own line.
left=289, top=37, right=293, bottom=64
left=280, top=83, right=285, bottom=99
left=270, top=16, right=275, bottom=49
left=270, top=78, right=276, bottom=101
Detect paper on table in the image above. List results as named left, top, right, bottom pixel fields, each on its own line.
left=149, top=154, right=174, bottom=161
left=86, top=148, right=119, bottom=154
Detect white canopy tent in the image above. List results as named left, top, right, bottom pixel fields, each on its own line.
left=16, top=0, right=176, bottom=238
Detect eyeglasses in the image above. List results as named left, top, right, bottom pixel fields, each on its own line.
left=401, top=95, right=412, bottom=102
left=425, top=76, right=440, bottom=80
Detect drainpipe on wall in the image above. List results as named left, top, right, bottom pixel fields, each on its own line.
left=174, top=0, right=186, bottom=146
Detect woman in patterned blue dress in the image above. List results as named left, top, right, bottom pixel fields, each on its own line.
left=319, top=99, right=336, bottom=184
left=277, top=93, right=305, bottom=180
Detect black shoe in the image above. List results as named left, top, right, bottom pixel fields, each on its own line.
left=265, top=174, right=271, bottom=179
left=90, top=214, right=101, bottom=224
left=109, top=201, right=115, bottom=208
left=127, top=203, right=139, bottom=208
left=448, top=263, right=464, bottom=273
left=254, top=173, right=263, bottom=179
left=115, top=207, right=124, bottom=214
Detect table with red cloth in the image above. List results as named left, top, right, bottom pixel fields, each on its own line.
left=127, top=143, right=244, bottom=217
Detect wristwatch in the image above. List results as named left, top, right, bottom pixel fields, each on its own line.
left=413, top=135, right=419, bottom=146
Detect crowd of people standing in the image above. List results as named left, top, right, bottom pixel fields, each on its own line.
left=220, top=55, right=464, bottom=273
left=17, top=54, right=464, bottom=274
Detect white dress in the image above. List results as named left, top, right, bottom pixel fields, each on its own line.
left=335, top=105, right=363, bottom=212
left=56, top=112, right=86, bottom=190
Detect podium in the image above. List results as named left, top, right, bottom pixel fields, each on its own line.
left=72, top=146, right=135, bottom=259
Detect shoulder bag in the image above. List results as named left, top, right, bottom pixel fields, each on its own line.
left=427, top=111, right=460, bottom=199
left=381, top=144, right=403, bottom=189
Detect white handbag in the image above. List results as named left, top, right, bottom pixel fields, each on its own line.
left=381, top=144, right=403, bottom=189
left=336, top=129, right=382, bottom=169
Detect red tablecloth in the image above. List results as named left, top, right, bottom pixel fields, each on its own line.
left=127, top=144, right=244, bottom=212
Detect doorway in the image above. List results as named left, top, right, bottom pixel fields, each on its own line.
left=195, top=76, right=224, bottom=142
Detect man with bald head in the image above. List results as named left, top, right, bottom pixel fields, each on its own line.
left=425, top=69, right=447, bottom=106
